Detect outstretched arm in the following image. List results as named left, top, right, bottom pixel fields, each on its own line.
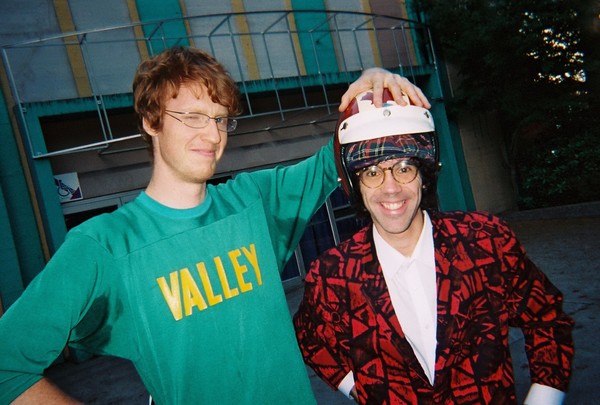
left=340, top=67, right=431, bottom=111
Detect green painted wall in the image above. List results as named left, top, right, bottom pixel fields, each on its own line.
left=291, top=0, right=338, bottom=75
left=432, top=101, right=476, bottom=212
left=0, top=91, right=46, bottom=308
left=135, top=0, right=189, bottom=53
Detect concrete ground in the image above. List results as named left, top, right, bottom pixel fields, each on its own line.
left=45, top=202, right=600, bottom=404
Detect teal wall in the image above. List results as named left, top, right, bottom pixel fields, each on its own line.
left=135, top=0, right=190, bottom=53
left=0, top=89, right=46, bottom=308
left=291, top=0, right=338, bottom=75
left=0, top=185, right=24, bottom=309
left=431, top=100, right=476, bottom=212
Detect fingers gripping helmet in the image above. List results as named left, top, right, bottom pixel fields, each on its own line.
left=334, top=89, right=439, bottom=200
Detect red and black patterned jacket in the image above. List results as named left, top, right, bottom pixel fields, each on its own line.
left=293, top=210, right=574, bottom=405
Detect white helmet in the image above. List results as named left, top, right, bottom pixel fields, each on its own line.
left=334, top=89, right=439, bottom=197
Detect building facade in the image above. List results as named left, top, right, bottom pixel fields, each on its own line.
left=0, top=0, right=515, bottom=312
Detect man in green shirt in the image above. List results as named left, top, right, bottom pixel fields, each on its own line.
left=0, top=46, right=429, bottom=404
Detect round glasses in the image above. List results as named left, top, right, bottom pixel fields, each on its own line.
left=356, top=159, right=420, bottom=189
left=165, top=110, right=237, bottom=132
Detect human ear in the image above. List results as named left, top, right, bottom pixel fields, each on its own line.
left=142, top=118, right=159, bottom=138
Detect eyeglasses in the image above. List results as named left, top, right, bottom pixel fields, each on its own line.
left=164, top=110, right=237, bottom=132
left=356, top=159, right=420, bottom=189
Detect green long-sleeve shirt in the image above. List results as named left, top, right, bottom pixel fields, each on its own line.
left=0, top=140, right=337, bottom=404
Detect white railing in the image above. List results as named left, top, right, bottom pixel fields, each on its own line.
left=1, top=10, right=436, bottom=158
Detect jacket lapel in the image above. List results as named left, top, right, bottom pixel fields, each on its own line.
left=430, top=211, right=465, bottom=376
left=356, top=226, right=432, bottom=386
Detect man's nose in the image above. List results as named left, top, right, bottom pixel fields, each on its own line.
left=203, top=119, right=222, bottom=143
left=381, top=168, right=402, bottom=191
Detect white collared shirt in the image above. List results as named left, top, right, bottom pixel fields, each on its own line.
left=337, top=212, right=436, bottom=399
left=375, top=210, right=437, bottom=384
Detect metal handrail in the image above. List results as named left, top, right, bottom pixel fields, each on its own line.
left=1, top=10, right=435, bottom=159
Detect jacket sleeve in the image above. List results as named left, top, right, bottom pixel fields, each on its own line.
left=499, top=217, right=575, bottom=392
left=293, top=252, right=353, bottom=390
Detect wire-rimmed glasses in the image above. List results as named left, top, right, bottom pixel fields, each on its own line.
left=165, top=110, right=237, bottom=132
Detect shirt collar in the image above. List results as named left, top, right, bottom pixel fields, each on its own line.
left=374, top=211, right=434, bottom=276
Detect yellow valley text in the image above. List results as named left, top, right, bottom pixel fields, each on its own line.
left=156, top=244, right=262, bottom=320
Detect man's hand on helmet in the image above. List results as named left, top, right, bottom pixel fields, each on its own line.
left=339, top=67, right=431, bottom=111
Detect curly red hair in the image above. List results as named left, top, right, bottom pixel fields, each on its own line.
left=133, top=46, right=242, bottom=144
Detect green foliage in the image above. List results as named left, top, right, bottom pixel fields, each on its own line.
left=516, top=124, right=600, bottom=209
left=414, top=0, right=599, bottom=208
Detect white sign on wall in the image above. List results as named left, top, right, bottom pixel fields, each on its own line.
left=54, top=172, right=83, bottom=203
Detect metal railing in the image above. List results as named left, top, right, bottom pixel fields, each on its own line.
left=1, top=10, right=437, bottom=159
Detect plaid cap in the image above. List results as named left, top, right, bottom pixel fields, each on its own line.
left=345, top=133, right=435, bottom=171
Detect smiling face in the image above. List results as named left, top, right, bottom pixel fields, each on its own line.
left=144, top=83, right=228, bottom=187
left=359, top=158, right=424, bottom=250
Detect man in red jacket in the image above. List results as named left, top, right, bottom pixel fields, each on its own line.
left=293, top=90, right=574, bottom=404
